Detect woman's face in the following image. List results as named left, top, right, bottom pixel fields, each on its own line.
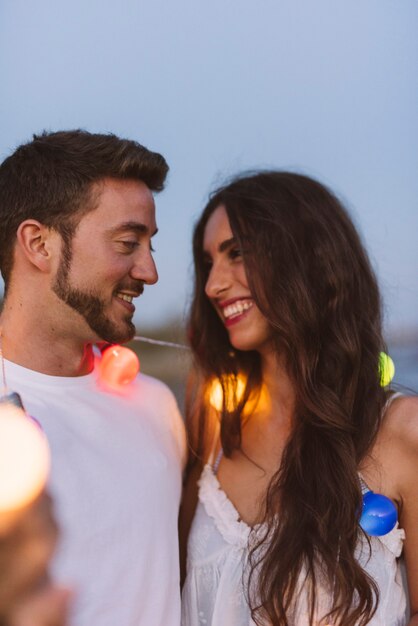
left=202, top=205, right=273, bottom=355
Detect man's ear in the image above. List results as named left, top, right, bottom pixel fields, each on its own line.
left=15, top=220, right=59, bottom=273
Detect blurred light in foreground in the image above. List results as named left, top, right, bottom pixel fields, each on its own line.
left=379, top=352, right=395, bottom=387
left=209, top=374, right=246, bottom=412
left=0, top=403, right=50, bottom=512
left=99, top=345, right=140, bottom=391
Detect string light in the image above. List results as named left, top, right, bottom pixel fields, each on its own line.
left=0, top=402, right=50, bottom=513
left=359, top=490, right=398, bottom=536
left=97, top=336, right=188, bottom=390
left=0, top=330, right=50, bottom=515
left=0, top=328, right=399, bottom=529
left=133, top=335, right=188, bottom=350
left=98, top=345, right=140, bottom=390
left=379, top=352, right=395, bottom=387
left=209, top=374, right=246, bottom=412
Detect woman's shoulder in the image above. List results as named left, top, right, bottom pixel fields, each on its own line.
left=377, top=394, right=418, bottom=497
left=382, top=395, right=418, bottom=617
left=383, top=394, right=418, bottom=449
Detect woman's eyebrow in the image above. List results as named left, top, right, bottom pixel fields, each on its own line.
left=202, top=237, right=237, bottom=258
left=218, top=237, right=236, bottom=253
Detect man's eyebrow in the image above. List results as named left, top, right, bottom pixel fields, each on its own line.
left=107, top=222, right=159, bottom=237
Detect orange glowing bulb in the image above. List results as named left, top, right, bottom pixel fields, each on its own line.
left=209, top=374, right=246, bottom=412
left=99, top=345, right=140, bottom=390
left=0, top=404, right=50, bottom=513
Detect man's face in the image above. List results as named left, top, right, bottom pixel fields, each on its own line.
left=52, top=178, right=158, bottom=344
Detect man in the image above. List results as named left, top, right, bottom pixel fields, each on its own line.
left=0, top=130, right=186, bottom=626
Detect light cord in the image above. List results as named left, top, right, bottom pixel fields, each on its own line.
left=133, top=335, right=189, bottom=351
left=0, top=328, right=8, bottom=395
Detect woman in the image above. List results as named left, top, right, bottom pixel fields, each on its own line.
left=180, top=172, right=417, bottom=625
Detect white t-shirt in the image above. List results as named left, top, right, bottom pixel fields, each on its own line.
left=5, top=358, right=186, bottom=626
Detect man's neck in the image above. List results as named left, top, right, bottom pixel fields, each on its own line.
left=0, top=300, right=95, bottom=377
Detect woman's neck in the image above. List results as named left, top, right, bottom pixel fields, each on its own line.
left=262, top=347, right=294, bottom=398
left=254, top=348, right=296, bottom=429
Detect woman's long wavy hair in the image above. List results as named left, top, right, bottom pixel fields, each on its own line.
left=186, top=171, right=387, bottom=626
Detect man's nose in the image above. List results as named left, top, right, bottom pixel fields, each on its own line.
left=130, top=251, right=158, bottom=285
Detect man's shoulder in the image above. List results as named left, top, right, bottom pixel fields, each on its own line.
left=135, top=372, right=176, bottom=400
left=135, top=373, right=187, bottom=467
left=132, top=372, right=183, bottom=417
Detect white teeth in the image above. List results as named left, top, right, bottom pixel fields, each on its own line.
left=117, top=294, right=133, bottom=303
left=222, top=300, right=253, bottom=319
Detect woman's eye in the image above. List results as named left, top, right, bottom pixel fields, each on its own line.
left=203, top=258, right=213, bottom=273
left=229, top=247, right=242, bottom=260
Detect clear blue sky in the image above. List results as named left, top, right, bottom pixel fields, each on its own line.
left=1, top=0, right=417, bottom=335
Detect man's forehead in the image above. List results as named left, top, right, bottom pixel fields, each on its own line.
left=78, top=177, right=156, bottom=226
left=92, top=176, right=154, bottom=203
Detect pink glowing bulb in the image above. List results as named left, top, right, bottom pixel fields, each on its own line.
left=99, top=345, right=140, bottom=390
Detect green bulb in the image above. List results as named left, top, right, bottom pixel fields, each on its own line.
left=379, top=352, right=395, bottom=387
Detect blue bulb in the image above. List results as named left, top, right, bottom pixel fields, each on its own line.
left=360, top=491, right=398, bottom=536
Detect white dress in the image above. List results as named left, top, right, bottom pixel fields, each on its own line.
left=182, top=456, right=407, bottom=626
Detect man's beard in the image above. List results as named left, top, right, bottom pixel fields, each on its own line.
left=52, top=239, right=136, bottom=344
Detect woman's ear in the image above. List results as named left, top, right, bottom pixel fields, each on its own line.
left=15, top=220, right=59, bottom=273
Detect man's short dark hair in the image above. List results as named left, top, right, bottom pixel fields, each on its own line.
left=0, top=129, right=169, bottom=286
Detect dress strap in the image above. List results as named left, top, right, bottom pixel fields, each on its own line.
left=207, top=421, right=221, bottom=466
left=213, top=448, right=223, bottom=474
left=358, top=474, right=370, bottom=494
left=385, top=391, right=402, bottom=410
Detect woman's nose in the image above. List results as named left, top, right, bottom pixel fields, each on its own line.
left=205, top=261, right=231, bottom=299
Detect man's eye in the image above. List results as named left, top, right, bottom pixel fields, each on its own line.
left=150, top=244, right=156, bottom=253
left=119, top=241, right=139, bottom=251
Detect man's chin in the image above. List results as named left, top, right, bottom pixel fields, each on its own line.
left=90, top=319, right=136, bottom=345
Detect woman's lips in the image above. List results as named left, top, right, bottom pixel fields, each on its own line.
left=219, top=298, right=253, bottom=327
